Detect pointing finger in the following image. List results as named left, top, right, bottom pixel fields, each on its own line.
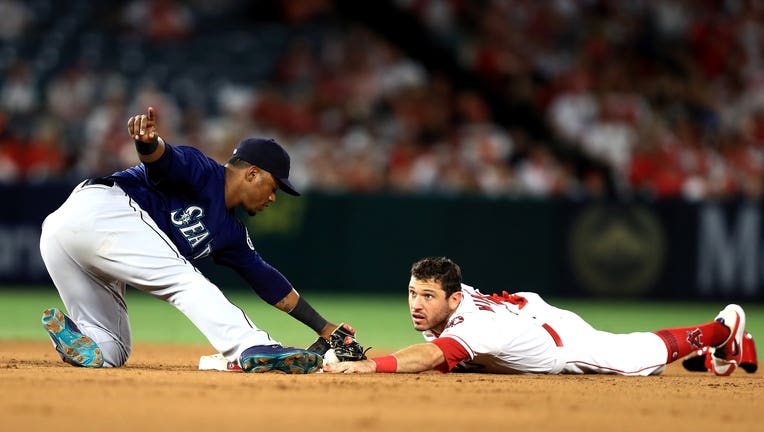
left=148, top=106, right=155, bottom=122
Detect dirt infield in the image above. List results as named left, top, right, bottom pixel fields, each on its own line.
left=1, top=340, right=761, bottom=432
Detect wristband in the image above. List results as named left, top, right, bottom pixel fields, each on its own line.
left=288, top=296, right=329, bottom=333
left=372, top=355, right=398, bottom=373
left=135, top=139, right=159, bottom=155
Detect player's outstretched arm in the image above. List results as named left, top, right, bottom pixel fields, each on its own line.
left=273, top=289, right=337, bottom=338
left=324, top=342, right=445, bottom=374
left=324, top=358, right=376, bottom=373
left=127, top=106, right=165, bottom=163
left=272, top=289, right=368, bottom=361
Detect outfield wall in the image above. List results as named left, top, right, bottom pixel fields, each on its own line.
left=2, top=182, right=762, bottom=301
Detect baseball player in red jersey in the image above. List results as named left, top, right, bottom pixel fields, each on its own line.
left=324, top=257, right=757, bottom=376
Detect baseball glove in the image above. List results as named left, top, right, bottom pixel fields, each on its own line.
left=306, top=323, right=370, bottom=361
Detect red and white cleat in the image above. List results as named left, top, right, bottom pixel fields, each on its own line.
left=709, top=304, right=746, bottom=376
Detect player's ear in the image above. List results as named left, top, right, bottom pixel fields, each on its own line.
left=448, top=291, right=462, bottom=307
left=247, top=166, right=259, bottom=181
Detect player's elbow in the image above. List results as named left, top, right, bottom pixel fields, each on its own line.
left=396, top=343, right=446, bottom=373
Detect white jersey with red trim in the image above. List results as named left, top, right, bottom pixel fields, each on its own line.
left=423, top=284, right=669, bottom=376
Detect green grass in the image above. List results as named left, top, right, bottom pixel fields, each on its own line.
left=1, top=287, right=762, bottom=351
left=0, top=287, right=423, bottom=348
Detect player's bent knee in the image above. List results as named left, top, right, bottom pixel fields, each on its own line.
left=99, top=341, right=131, bottom=368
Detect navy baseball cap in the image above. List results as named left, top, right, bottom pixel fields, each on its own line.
left=232, top=138, right=300, bottom=196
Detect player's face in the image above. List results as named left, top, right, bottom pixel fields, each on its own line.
left=243, top=169, right=278, bottom=216
left=408, top=277, right=461, bottom=335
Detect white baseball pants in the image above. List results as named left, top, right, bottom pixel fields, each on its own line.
left=516, top=293, right=668, bottom=375
left=39, top=181, right=278, bottom=367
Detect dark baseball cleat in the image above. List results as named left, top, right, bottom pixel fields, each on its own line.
left=239, top=345, right=322, bottom=374
left=681, top=347, right=710, bottom=372
left=41, top=308, right=103, bottom=368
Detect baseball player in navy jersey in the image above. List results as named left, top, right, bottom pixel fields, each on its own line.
left=325, top=257, right=757, bottom=375
left=39, top=106, right=358, bottom=373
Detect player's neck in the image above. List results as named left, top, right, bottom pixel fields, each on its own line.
left=223, top=166, right=238, bottom=209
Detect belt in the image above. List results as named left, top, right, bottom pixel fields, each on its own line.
left=83, top=177, right=115, bottom=187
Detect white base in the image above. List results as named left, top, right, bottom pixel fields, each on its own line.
left=198, top=353, right=242, bottom=372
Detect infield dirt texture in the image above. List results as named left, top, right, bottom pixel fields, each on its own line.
left=1, top=340, right=761, bottom=432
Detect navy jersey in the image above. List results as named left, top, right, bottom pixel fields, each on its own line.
left=110, top=143, right=293, bottom=305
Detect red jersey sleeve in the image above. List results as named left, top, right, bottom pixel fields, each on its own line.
left=431, top=336, right=472, bottom=372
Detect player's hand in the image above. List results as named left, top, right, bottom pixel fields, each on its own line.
left=323, top=359, right=376, bottom=374
left=127, top=106, right=158, bottom=143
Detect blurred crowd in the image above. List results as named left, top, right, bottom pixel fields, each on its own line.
left=1, top=0, right=764, bottom=200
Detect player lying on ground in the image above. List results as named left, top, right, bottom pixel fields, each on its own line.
left=39, top=106, right=364, bottom=373
left=324, top=257, right=757, bottom=376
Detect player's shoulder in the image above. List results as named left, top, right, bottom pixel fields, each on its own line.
left=171, top=144, right=226, bottom=181
left=460, top=283, right=478, bottom=295
left=173, top=144, right=219, bottom=163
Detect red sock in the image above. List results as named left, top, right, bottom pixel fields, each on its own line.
left=654, top=321, right=731, bottom=363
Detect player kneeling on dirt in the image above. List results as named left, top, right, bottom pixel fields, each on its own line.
left=324, top=257, right=757, bottom=376
left=39, top=106, right=366, bottom=373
